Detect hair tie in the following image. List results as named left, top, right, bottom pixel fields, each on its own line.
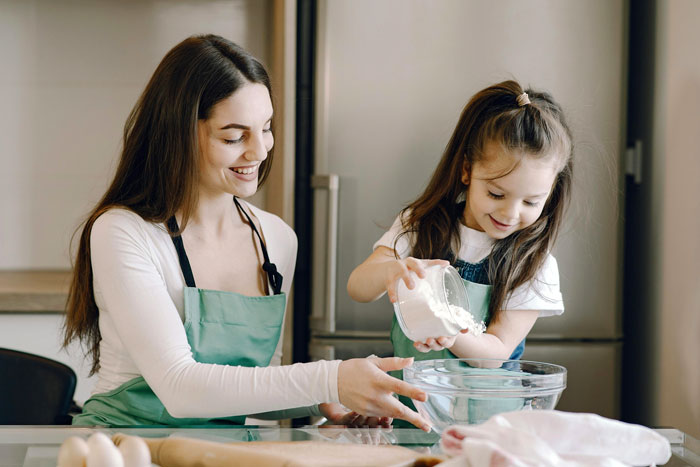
left=517, top=92, right=531, bottom=107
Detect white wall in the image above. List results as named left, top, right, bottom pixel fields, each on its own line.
left=0, top=0, right=270, bottom=269
left=653, top=0, right=700, bottom=439
left=0, top=0, right=272, bottom=405
left=0, top=314, right=95, bottom=404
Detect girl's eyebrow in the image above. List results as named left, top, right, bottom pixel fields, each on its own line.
left=487, top=180, right=549, bottom=198
left=219, top=116, right=273, bottom=131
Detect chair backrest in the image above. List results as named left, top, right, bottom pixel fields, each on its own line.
left=0, top=348, right=77, bottom=424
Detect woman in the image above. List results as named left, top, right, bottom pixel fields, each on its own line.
left=63, top=34, right=429, bottom=430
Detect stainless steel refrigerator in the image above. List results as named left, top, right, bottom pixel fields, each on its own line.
left=301, top=0, right=627, bottom=418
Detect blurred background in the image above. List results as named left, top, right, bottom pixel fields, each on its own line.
left=0, top=0, right=697, bottom=437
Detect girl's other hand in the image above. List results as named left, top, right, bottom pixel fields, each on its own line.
left=385, top=257, right=449, bottom=303
left=413, top=333, right=464, bottom=352
left=337, top=356, right=432, bottom=432
left=319, top=402, right=392, bottom=428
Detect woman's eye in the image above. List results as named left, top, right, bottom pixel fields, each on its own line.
left=224, top=136, right=244, bottom=144
left=487, top=192, right=504, bottom=200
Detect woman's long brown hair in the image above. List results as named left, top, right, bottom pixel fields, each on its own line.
left=63, top=35, right=275, bottom=375
left=396, top=80, right=573, bottom=322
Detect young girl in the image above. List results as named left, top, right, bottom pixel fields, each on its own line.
left=63, top=34, right=430, bottom=430
left=348, top=79, right=572, bottom=374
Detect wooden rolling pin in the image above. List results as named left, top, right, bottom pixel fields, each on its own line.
left=112, top=433, right=443, bottom=467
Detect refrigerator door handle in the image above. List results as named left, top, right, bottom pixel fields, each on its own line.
left=310, top=174, right=339, bottom=334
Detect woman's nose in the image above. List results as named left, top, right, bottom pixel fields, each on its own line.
left=245, top=132, right=269, bottom=161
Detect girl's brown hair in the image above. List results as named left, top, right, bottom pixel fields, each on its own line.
left=63, top=35, right=274, bottom=374
left=397, top=80, right=573, bottom=322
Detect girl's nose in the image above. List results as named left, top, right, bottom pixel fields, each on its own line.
left=500, top=202, right=520, bottom=223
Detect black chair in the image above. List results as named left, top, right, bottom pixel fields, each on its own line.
left=0, top=348, right=77, bottom=424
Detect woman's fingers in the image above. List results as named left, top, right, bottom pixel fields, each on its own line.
left=385, top=396, right=431, bottom=432
left=337, top=357, right=430, bottom=431
left=382, top=375, right=427, bottom=403
left=372, top=356, right=414, bottom=373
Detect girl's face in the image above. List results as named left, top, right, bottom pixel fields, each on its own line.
left=462, top=142, right=559, bottom=239
left=197, top=82, right=274, bottom=199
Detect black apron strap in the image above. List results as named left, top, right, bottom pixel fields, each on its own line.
left=234, top=197, right=284, bottom=295
left=167, top=217, right=197, bottom=288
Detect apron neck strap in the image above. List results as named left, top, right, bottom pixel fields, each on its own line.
left=167, top=216, right=197, bottom=288
left=234, top=197, right=283, bottom=295
left=166, top=200, right=284, bottom=295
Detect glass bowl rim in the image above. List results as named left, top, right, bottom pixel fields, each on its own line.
left=404, top=358, right=567, bottom=389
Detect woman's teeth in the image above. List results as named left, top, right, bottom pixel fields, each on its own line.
left=232, top=166, right=256, bottom=175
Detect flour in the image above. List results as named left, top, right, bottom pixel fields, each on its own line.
left=449, top=304, right=486, bottom=336
left=394, top=265, right=486, bottom=342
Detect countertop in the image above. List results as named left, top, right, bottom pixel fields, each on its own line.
left=0, top=425, right=698, bottom=466
left=0, top=270, right=71, bottom=313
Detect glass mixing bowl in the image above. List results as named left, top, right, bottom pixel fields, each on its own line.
left=403, top=358, right=567, bottom=433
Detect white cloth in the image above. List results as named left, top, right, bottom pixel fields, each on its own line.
left=439, top=410, right=671, bottom=466
left=89, top=205, right=340, bottom=418
left=373, top=213, right=564, bottom=316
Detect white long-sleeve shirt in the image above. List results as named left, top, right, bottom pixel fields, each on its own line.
left=89, top=204, right=340, bottom=419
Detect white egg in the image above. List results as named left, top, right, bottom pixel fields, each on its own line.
left=86, top=432, right=124, bottom=467
left=57, top=436, right=89, bottom=467
left=117, top=436, right=151, bottom=467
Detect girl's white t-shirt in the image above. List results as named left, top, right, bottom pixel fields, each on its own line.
left=89, top=204, right=340, bottom=419
left=373, top=214, right=564, bottom=317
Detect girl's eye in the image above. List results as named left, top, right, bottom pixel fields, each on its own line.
left=263, top=127, right=272, bottom=134
left=487, top=192, right=504, bottom=200
left=524, top=200, right=539, bottom=207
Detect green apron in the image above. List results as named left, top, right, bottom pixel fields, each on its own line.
left=391, top=279, right=524, bottom=426
left=73, top=199, right=291, bottom=426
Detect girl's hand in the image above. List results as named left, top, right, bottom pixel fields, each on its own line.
left=319, top=402, right=392, bottom=428
left=413, top=329, right=470, bottom=352
left=337, top=356, right=432, bottom=432
left=385, top=257, right=450, bottom=303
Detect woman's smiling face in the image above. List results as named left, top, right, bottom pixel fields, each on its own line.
left=462, top=142, right=559, bottom=239
left=197, top=82, right=274, bottom=199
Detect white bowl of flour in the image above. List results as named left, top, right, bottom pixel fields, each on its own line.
left=393, top=265, right=484, bottom=342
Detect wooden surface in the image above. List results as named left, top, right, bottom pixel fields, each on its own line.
left=0, top=270, right=71, bottom=313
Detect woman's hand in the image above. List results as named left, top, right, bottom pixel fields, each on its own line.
left=337, top=356, right=432, bottom=432
left=384, top=257, right=450, bottom=303
left=319, top=402, right=392, bottom=428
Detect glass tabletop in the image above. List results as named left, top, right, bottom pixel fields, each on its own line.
left=0, top=425, right=441, bottom=466
left=0, top=425, right=697, bottom=466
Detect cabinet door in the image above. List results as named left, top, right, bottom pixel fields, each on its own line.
left=523, top=342, right=621, bottom=419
